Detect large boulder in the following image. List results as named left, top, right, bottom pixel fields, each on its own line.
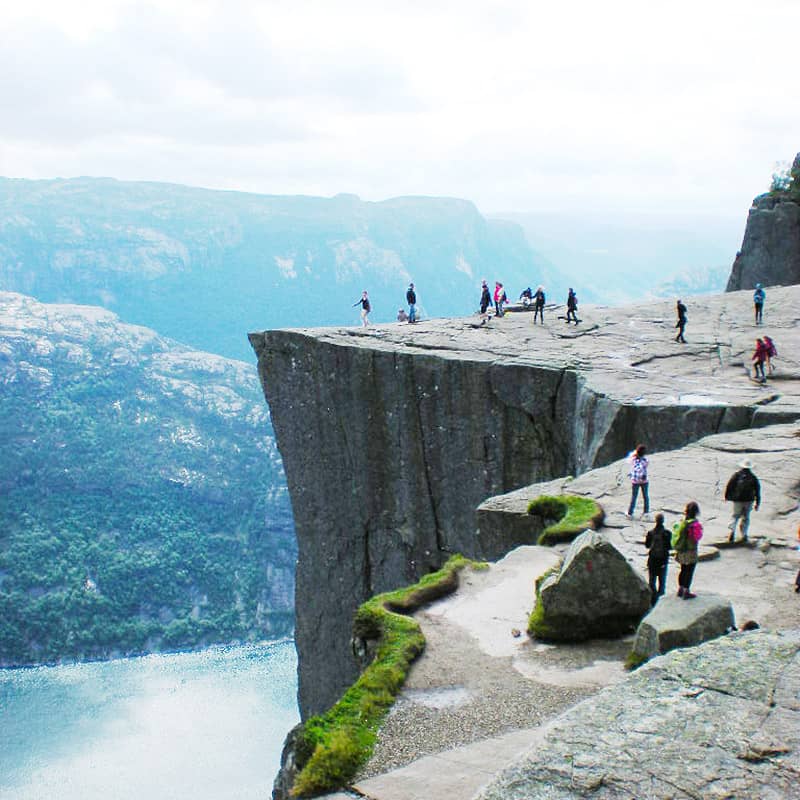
left=630, top=593, right=736, bottom=665
left=529, top=530, right=651, bottom=641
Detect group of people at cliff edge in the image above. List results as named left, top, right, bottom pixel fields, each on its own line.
left=628, top=445, right=767, bottom=606
left=480, top=281, right=577, bottom=325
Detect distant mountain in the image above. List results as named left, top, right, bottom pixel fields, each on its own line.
left=649, top=265, right=729, bottom=300
left=0, top=292, right=294, bottom=666
left=493, top=211, right=741, bottom=305
left=0, top=178, right=560, bottom=360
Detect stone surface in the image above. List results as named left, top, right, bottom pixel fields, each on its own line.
left=478, top=629, right=800, bottom=800
left=250, top=287, right=800, bottom=717
left=533, top=531, right=651, bottom=641
left=631, top=593, right=736, bottom=662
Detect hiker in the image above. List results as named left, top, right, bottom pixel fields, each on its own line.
left=479, top=280, right=491, bottom=316
left=566, top=288, right=579, bottom=324
left=675, top=299, right=687, bottom=343
left=494, top=282, right=507, bottom=317
left=752, top=338, right=768, bottom=382
left=406, top=283, right=417, bottom=323
left=519, top=287, right=533, bottom=306
left=533, top=285, right=546, bottom=324
left=763, top=335, right=777, bottom=373
left=397, top=308, right=408, bottom=322
left=753, top=283, right=765, bottom=325
left=724, top=459, right=761, bottom=543
left=353, top=290, right=371, bottom=326
left=645, top=512, right=671, bottom=606
left=626, top=444, right=650, bottom=518
left=673, top=501, right=703, bottom=599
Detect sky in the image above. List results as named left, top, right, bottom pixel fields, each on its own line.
left=2, top=0, right=798, bottom=220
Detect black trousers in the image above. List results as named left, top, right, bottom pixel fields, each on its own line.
left=678, top=562, right=696, bottom=591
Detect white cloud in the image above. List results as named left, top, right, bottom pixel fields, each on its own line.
left=0, top=0, right=798, bottom=218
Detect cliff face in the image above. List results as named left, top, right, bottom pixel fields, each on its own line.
left=250, top=287, right=800, bottom=718
left=726, top=156, right=800, bottom=291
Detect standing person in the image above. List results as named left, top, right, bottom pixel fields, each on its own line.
left=353, top=290, right=371, bottom=327
left=626, top=444, right=650, bottom=518
left=494, top=282, right=507, bottom=317
left=675, top=299, right=687, bottom=343
left=724, top=459, right=761, bottom=543
left=673, top=501, right=703, bottom=599
left=753, top=283, right=765, bottom=325
left=533, top=285, right=546, bottom=325
left=479, top=280, right=491, bottom=315
left=645, top=513, right=671, bottom=606
left=763, top=335, right=777, bottom=373
left=752, top=338, right=767, bottom=382
left=406, top=283, right=417, bottom=323
left=566, top=288, right=579, bottom=324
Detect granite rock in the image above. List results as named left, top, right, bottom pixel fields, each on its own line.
left=532, top=531, right=651, bottom=641
left=631, top=593, right=736, bottom=663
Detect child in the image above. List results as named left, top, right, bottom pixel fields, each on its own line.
left=674, top=501, right=703, bottom=599
left=645, top=513, right=671, bottom=605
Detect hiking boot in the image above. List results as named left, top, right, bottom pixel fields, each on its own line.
left=683, top=592, right=697, bottom=600
left=677, top=587, right=685, bottom=598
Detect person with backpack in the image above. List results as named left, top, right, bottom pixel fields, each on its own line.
left=672, top=501, right=703, bottom=599
left=645, top=513, right=671, bottom=606
left=493, top=282, right=508, bottom=317
left=763, top=335, right=777, bottom=373
left=406, top=283, right=417, bottom=323
left=724, top=459, right=761, bottom=543
left=626, top=444, right=650, bottom=518
left=566, top=288, right=579, bottom=324
left=752, top=338, right=768, bottom=382
left=353, top=290, right=371, bottom=327
left=675, top=299, right=687, bottom=343
left=533, top=285, right=546, bottom=325
left=753, top=283, right=765, bottom=325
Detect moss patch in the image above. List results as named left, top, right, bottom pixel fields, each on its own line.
left=291, top=554, right=482, bottom=797
left=527, top=494, right=604, bottom=545
left=624, top=650, right=648, bottom=671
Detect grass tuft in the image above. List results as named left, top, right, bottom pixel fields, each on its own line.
left=527, top=494, right=604, bottom=545
left=290, top=554, right=482, bottom=797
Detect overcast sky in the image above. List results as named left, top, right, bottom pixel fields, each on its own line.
left=2, top=0, right=798, bottom=219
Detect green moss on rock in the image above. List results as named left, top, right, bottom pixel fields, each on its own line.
left=527, top=494, right=604, bottom=545
left=290, top=554, right=482, bottom=797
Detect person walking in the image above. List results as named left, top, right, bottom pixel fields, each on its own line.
left=353, top=290, right=371, bottom=326
left=406, top=283, right=417, bottom=323
left=752, top=338, right=768, bottom=382
left=753, top=283, right=765, bottom=325
left=675, top=299, right=687, bottom=343
left=724, top=459, right=761, bottom=543
left=566, top=288, right=579, bottom=324
left=533, top=285, right=546, bottom=325
left=673, top=501, right=703, bottom=599
left=479, top=280, right=491, bottom=315
left=626, top=444, right=650, bottom=518
left=763, top=335, right=777, bottom=373
left=645, top=513, right=671, bottom=605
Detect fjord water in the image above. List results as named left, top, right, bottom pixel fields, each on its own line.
left=0, top=641, right=298, bottom=800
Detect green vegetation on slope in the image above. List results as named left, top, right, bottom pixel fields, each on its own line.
left=0, top=295, right=295, bottom=664
left=290, top=555, right=483, bottom=798
left=527, top=494, right=604, bottom=545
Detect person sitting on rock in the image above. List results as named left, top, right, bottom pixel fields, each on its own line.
left=645, top=513, right=671, bottom=606
left=626, top=444, right=650, bottom=519
left=397, top=308, right=409, bottom=322
left=752, top=338, right=768, bottom=382
left=673, top=501, right=703, bottom=599
left=519, top=287, right=533, bottom=306
left=724, top=459, right=761, bottom=543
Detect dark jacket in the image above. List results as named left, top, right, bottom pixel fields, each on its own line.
left=645, top=523, right=671, bottom=566
left=567, top=291, right=577, bottom=310
left=406, top=288, right=416, bottom=305
left=676, top=301, right=687, bottom=322
left=480, top=286, right=491, bottom=311
left=534, top=289, right=545, bottom=307
left=724, top=468, right=761, bottom=504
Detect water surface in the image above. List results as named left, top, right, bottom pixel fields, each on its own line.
left=0, top=641, right=298, bottom=800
